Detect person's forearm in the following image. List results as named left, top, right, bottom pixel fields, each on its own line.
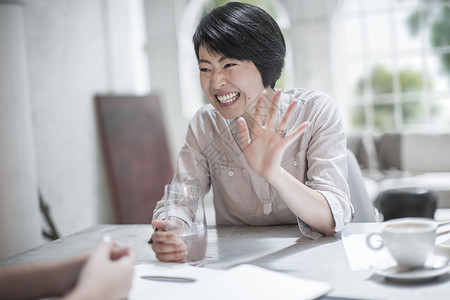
left=268, top=167, right=336, bottom=235
left=0, top=253, right=88, bottom=300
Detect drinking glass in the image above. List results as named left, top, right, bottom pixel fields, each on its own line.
left=164, top=182, right=207, bottom=265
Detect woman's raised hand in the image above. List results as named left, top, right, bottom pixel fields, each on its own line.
left=237, top=90, right=309, bottom=182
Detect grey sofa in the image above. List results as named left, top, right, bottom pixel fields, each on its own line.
left=347, top=131, right=450, bottom=213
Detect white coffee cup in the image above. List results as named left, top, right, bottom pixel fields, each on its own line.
left=366, top=217, right=437, bottom=269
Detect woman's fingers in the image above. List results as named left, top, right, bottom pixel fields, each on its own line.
left=265, top=90, right=281, bottom=129
left=239, top=90, right=306, bottom=151
left=237, top=117, right=251, bottom=146
left=156, top=250, right=187, bottom=263
left=151, top=229, right=187, bottom=262
left=152, top=230, right=183, bottom=245
left=152, top=239, right=186, bottom=255
left=253, top=92, right=266, bottom=127
left=277, top=99, right=298, bottom=132
left=283, top=121, right=309, bottom=144
left=153, top=240, right=187, bottom=262
left=152, top=219, right=168, bottom=231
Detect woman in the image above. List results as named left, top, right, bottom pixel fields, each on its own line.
left=151, top=2, right=353, bottom=263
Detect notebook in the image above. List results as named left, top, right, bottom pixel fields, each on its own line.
left=129, top=263, right=332, bottom=300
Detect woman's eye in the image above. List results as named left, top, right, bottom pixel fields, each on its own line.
left=199, top=68, right=210, bottom=72
left=224, top=63, right=236, bottom=68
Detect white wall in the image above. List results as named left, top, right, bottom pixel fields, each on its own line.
left=0, top=0, right=150, bottom=259
left=24, top=0, right=114, bottom=238
left=24, top=0, right=149, bottom=237
left=0, top=1, right=42, bottom=260
left=281, top=0, right=338, bottom=94
left=145, top=0, right=190, bottom=160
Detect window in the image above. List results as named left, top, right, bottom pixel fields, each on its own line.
left=332, top=0, right=450, bottom=132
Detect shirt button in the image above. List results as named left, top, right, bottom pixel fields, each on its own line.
left=228, top=170, right=234, bottom=177
left=293, top=160, right=298, bottom=167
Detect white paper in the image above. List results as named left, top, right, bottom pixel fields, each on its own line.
left=341, top=229, right=392, bottom=271
left=215, top=264, right=332, bottom=300
left=129, top=263, right=331, bottom=300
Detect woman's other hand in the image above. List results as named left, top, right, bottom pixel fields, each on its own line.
left=150, top=219, right=187, bottom=263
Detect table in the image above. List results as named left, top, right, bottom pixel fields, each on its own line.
left=1, top=223, right=449, bottom=299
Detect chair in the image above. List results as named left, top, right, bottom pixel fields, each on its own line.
left=96, top=93, right=174, bottom=224
left=374, top=187, right=437, bottom=221
left=347, top=149, right=378, bottom=222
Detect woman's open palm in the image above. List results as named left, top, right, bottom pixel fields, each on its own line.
left=237, top=90, right=309, bottom=181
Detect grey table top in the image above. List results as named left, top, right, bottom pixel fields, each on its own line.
left=1, top=223, right=449, bottom=299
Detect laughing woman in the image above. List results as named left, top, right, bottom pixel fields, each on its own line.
left=150, top=2, right=353, bottom=263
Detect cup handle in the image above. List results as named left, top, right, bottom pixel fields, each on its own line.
left=366, top=232, right=384, bottom=250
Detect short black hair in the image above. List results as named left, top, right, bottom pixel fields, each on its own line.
left=193, top=2, right=286, bottom=88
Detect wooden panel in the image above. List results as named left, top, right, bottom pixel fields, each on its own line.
left=96, top=94, right=173, bottom=224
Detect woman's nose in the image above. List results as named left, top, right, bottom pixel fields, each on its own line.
left=211, top=71, right=227, bottom=89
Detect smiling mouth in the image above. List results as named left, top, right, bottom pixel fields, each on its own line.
left=216, top=92, right=240, bottom=105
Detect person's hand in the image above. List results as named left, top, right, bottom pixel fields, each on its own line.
left=151, top=219, right=187, bottom=262
left=237, top=90, right=309, bottom=182
left=65, top=238, right=135, bottom=300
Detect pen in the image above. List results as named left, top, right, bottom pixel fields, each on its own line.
left=140, top=275, right=197, bottom=283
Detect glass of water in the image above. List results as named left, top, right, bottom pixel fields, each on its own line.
left=164, top=182, right=207, bottom=265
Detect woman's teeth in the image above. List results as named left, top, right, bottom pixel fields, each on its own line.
left=217, top=92, right=239, bottom=104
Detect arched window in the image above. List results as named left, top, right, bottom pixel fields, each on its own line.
left=178, top=0, right=293, bottom=119
left=331, top=0, right=450, bottom=132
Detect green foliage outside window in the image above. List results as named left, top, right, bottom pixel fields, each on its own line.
left=353, top=64, right=436, bottom=131
left=351, top=0, right=450, bottom=131
left=408, top=1, right=450, bottom=82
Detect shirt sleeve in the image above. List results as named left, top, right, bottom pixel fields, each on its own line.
left=306, top=93, right=353, bottom=233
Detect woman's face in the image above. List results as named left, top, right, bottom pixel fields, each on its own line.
left=198, top=45, right=265, bottom=119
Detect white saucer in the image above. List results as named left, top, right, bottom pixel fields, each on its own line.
left=435, top=237, right=450, bottom=257
left=371, top=256, right=450, bottom=283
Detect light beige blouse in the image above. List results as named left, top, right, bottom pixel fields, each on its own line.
left=153, top=88, right=353, bottom=239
